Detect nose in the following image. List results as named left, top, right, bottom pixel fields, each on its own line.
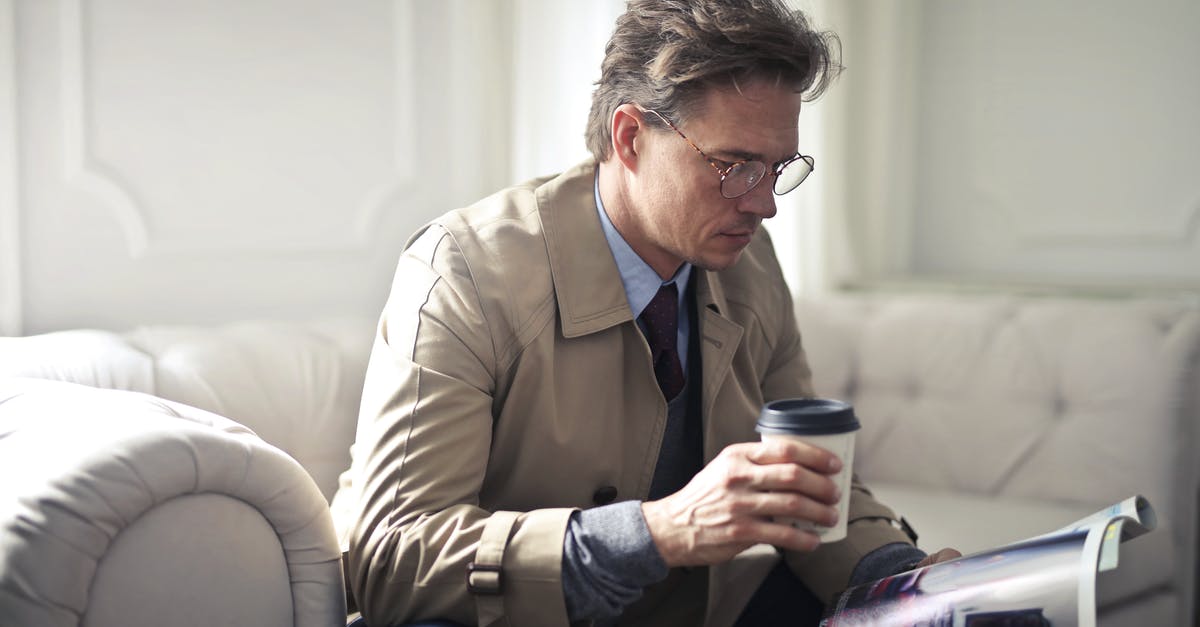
left=736, top=181, right=777, bottom=219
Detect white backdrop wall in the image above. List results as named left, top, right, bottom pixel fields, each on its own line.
left=1, top=0, right=621, bottom=335
left=1, top=0, right=19, bottom=335
left=5, top=1, right=1197, bottom=336
left=823, top=0, right=1200, bottom=292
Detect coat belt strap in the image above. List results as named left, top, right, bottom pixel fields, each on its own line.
left=469, top=510, right=520, bottom=626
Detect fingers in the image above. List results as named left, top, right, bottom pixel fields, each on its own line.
left=727, top=516, right=823, bottom=554
left=741, top=489, right=840, bottom=527
left=683, top=506, right=823, bottom=556
left=749, top=460, right=841, bottom=504
left=643, top=476, right=831, bottom=566
left=720, top=441, right=842, bottom=505
left=916, top=547, right=963, bottom=568
left=744, top=438, right=843, bottom=473
left=642, top=441, right=849, bottom=568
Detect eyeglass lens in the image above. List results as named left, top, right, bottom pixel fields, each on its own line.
left=720, top=157, right=813, bottom=199
left=773, top=156, right=813, bottom=195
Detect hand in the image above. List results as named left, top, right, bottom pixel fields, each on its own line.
left=640, top=439, right=842, bottom=568
left=915, top=547, right=962, bottom=568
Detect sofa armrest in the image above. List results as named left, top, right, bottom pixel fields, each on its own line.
left=0, top=378, right=346, bottom=627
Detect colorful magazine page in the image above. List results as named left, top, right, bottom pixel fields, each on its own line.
left=820, top=495, right=1155, bottom=627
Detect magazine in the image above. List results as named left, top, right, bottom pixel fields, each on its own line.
left=820, top=495, right=1156, bottom=627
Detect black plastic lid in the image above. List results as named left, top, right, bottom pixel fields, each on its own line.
left=755, top=398, right=860, bottom=435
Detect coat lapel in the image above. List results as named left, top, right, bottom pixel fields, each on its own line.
left=537, top=160, right=633, bottom=338
left=695, top=269, right=744, bottom=460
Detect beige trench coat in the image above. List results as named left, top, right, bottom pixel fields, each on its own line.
left=336, top=161, right=913, bottom=626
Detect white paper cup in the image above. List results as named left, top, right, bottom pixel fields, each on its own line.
left=756, top=398, right=860, bottom=543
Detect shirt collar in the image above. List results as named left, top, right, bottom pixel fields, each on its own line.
left=594, top=174, right=692, bottom=318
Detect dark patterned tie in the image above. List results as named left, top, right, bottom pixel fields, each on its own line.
left=640, top=283, right=686, bottom=399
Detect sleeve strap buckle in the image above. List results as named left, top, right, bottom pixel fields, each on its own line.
left=466, top=561, right=504, bottom=596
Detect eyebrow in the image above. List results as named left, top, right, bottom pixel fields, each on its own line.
left=712, top=147, right=798, bottom=165
left=709, top=146, right=764, bottom=162
left=720, top=149, right=762, bottom=161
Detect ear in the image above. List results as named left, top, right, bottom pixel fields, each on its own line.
left=610, top=104, right=645, bottom=173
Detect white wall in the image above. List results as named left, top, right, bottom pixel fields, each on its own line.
left=1, top=0, right=20, bottom=335
left=825, top=0, right=1200, bottom=292
left=509, top=0, right=623, bottom=183
left=6, top=1, right=1196, bottom=335
left=1, top=0, right=620, bottom=335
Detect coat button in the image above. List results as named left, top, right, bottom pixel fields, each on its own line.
left=592, top=486, right=618, bottom=505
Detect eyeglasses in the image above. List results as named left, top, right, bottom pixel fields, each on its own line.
left=643, top=108, right=815, bottom=199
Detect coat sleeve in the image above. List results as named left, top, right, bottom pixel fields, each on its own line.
left=758, top=270, right=915, bottom=605
left=344, top=225, right=575, bottom=627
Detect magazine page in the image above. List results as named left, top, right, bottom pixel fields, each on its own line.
left=1036, top=495, right=1155, bottom=547
left=819, top=496, right=1155, bottom=627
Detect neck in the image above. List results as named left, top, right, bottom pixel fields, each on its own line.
left=597, top=160, right=683, bottom=280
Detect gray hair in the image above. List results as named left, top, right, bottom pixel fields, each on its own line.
left=585, top=0, right=842, bottom=161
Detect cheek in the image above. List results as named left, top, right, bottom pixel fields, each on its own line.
left=642, top=159, right=724, bottom=239
left=646, top=175, right=689, bottom=222
left=662, top=187, right=705, bottom=232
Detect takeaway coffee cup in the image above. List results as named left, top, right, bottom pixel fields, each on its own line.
left=756, top=398, right=860, bottom=543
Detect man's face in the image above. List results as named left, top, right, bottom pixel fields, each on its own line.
left=627, top=80, right=804, bottom=278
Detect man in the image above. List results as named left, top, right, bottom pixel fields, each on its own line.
left=336, top=1, right=958, bottom=625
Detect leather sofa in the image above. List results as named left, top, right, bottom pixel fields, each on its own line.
left=797, top=293, right=1200, bottom=626
left=0, top=321, right=368, bottom=626
left=1, top=294, right=1196, bottom=626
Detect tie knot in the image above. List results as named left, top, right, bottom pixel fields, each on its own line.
left=640, top=283, right=679, bottom=353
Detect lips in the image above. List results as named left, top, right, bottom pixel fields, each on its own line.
left=720, top=224, right=758, bottom=239
left=718, top=231, right=755, bottom=249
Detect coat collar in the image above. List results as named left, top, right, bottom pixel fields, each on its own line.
left=537, top=159, right=737, bottom=338
left=538, top=160, right=634, bottom=338
left=537, top=159, right=745, bottom=450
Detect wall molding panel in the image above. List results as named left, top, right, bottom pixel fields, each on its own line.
left=60, top=0, right=150, bottom=256
left=1, top=0, right=21, bottom=335
left=59, top=0, right=417, bottom=257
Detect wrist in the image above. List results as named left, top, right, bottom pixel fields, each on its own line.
left=640, top=499, right=682, bottom=568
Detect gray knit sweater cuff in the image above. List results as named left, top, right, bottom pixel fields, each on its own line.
left=561, top=500, right=669, bottom=622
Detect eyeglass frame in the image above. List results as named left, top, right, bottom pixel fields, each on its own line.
left=640, top=108, right=815, bottom=199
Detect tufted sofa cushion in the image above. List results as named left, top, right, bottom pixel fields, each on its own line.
left=796, top=294, right=1200, bottom=625
left=0, top=319, right=374, bottom=502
